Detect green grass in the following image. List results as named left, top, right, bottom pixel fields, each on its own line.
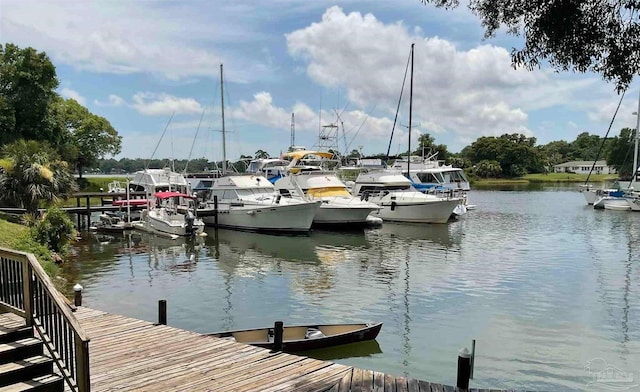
left=78, top=176, right=128, bottom=192
left=522, top=173, right=618, bottom=183
left=471, top=172, right=619, bottom=186
left=0, top=216, right=59, bottom=277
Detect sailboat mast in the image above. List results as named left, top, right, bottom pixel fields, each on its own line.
left=220, top=64, right=227, bottom=175
left=407, top=43, right=414, bottom=178
left=634, top=89, right=640, bottom=184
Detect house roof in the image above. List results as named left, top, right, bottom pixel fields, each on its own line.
left=553, top=160, right=608, bottom=168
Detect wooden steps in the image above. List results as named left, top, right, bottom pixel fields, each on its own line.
left=0, top=323, right=62, bottom=392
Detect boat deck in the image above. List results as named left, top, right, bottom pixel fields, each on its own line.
left=71, top=306, right=487, bottom=391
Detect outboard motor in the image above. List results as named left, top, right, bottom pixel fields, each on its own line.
left=184, top=211, right=195, bottom=235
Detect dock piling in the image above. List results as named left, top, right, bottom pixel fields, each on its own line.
left=457, top=347, right=471, bottom=390
left=214, top=195, right=219, bottom=226
left=73, top=284, right=83, bottom=306
left=273, top=321, right=284, bottom=352
left=158, top=300, right=167, bottom=325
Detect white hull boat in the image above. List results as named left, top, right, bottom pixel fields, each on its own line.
left=133, top=191, right=205, bottom=238
left=273, top=153, right=380, bottom=226
left=352, top=171, right=461, bottom=224
left=197, top=175, right=321, bottom=233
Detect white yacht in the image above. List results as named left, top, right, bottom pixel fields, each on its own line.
left=129, top=168, right=206, bottom=238
left=351, top=170, right=462, bottom=224
left=197, top=175, right=321, bottom=233
left=273, top=151, right=380, bottom=226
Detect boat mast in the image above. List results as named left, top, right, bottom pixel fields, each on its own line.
left=407, top=43, right=414, bottom=178
left=634, top=89, right=640, bottom=185
left=220, top=64, right=227, bottom=175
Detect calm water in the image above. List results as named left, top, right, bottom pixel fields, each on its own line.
left=62, top=186, right=640, bottom=391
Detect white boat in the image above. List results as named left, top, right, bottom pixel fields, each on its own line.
left=388, top=154, right=470, bottom=192
left=133, top=191, right=205, bottom=238
left=272, top=150, right=380, bottom=226
left=351, top=170, right=462, bottom=224
left=197, top=175, right=321, bottom=233
left=131, top=168, right=190, bottom=193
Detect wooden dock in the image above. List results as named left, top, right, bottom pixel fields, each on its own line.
left=72, top=306, right=474, bottom=392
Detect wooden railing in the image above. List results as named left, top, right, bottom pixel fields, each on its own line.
left=0, top=248, right=90, bottom=392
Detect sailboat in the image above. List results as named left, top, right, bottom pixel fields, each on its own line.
left=196, top=64, right=321, bottom=232
left=351, top=44, right=462, bottom=223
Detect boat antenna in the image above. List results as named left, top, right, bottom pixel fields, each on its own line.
left=408, top=43, right=414, bottom=179
left=145, top=112, right=175, bottom=171
left=220, top=63, right=227, bottom=175
left=291, top=113, right=295, bottom=147
left=584, top=89, right=626, bottom=185
left=386, top=46, right=412, bottom=163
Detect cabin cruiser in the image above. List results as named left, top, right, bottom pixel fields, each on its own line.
left=273, top=151, right=380, bottom=226
left=196, top=175, right=321, bottom=233
left=351, top=170, right=462, bottom=223
left=129, top=168, right=205, bottom=238
left=246, top=158, right=290, bottom=183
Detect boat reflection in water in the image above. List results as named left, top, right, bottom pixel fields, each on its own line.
left=297, top=339, right=383, bottom=361
left=368, top=221, right=463, bottom=250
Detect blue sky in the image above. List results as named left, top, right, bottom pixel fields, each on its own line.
left=2, top=0, right=638, bottom=161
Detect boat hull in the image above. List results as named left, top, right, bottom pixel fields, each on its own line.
left=134, top=210, right=205, bottom=237
left=201, top=202, right=320, bottom=233
left=313, top=203, right=378, bottom=225
left=370, top=197, right=460, bottom=223
left=208, top=322, right=382, bottom=352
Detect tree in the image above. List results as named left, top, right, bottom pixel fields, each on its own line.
left=421, top=0, right=640, bottom=91
left=0, top=140, right=77, bottom=214
left=461, top=133, right=542, bottom=177
left=474, top=160, right=502, bottom=178
left=56, top=98, right=121, bottom=178
left=254, top=150, right=270, bottom=159
left=0, top=43, right=61, bottom=145
left=606, top=127, right=636, bottom=177
left=569, top=132, right=606, bottom=161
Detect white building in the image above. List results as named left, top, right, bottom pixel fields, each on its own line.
left=552, top=160, right=615, bottom=175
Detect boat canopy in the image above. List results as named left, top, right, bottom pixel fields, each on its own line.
left=154, top=191, right=195, bottom=199
left=284, top=150, right=334, bottom=160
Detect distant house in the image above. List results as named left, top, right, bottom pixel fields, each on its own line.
left=553, top=160, right=615, bottom=175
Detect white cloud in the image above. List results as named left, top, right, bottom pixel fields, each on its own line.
left=59, top=87, right=86, bottom=105
left=95, top=94, right=126, bottom=107
left=131, top=93, right=203, bottom=116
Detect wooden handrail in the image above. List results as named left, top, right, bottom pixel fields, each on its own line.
left=0, top=247, right=91, bottom=392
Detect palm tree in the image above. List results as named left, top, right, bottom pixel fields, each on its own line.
left=0, top=140, right=77, bottom=214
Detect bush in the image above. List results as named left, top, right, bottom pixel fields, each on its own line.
left=30, top=207, right=77, bottom=254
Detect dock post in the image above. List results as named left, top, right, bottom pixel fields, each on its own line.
left=73, top=284, right=83, bottom=306
left=273, top=321, right=284, bottom=352
left=456, top=347, right=471, bottom=390
left=158, top=300, right=167, bottom=325
left=85, top=196, right=91, bottom=228
left=214, top=195, right=218, bottom=226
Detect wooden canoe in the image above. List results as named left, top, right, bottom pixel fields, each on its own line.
left=207, top=322, right=382, bottom=352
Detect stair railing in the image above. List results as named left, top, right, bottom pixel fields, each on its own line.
left=0, top=248, right=90, bottom=392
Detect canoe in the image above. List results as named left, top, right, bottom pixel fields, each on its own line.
left=207, top=322, right=382, bottom=352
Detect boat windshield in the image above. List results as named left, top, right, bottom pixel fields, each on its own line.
left=443, top=170, right=468, bottom=183
left=247, top=161, right=262, bottom=173
left=236, top=188, right=274, bottom=197
left=416, top=172, right=445, bottom=184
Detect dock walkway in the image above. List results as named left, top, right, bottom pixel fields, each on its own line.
left=73, top=306, right=471, bottom=392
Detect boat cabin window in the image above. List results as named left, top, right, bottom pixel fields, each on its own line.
left=247, top=161, right=261, bottom=173
left=236, top=188, right=273, bottom=197
left=356, top=184, right=410, bottom=195
left=443, top=170, right=468, bottom=183
left=416, top=172, right=443, bottom=184
left=210, top=189, right=238, bottom=200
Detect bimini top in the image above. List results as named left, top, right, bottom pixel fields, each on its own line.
left=284, top=150, right=334, bottom=161
left=154, top=191, right=195, bottom=199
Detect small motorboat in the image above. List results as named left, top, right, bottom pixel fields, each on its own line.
left=207, top=322, right=382, bottom=352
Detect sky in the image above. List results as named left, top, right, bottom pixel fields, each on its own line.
left=2, top=0, right=639, bottom=162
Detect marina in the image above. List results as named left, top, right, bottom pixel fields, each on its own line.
left=61, top=185, right=640, bottom=391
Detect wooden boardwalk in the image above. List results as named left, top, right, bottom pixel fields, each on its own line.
left=72, top=306, right=474, bottom=392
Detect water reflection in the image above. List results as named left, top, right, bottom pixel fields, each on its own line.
left=297, top=339, right=383, bottom=361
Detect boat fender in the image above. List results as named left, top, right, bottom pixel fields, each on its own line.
left=305, top=328, right=325, bottom=339
left=391, top=201, right=396, bottom=211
